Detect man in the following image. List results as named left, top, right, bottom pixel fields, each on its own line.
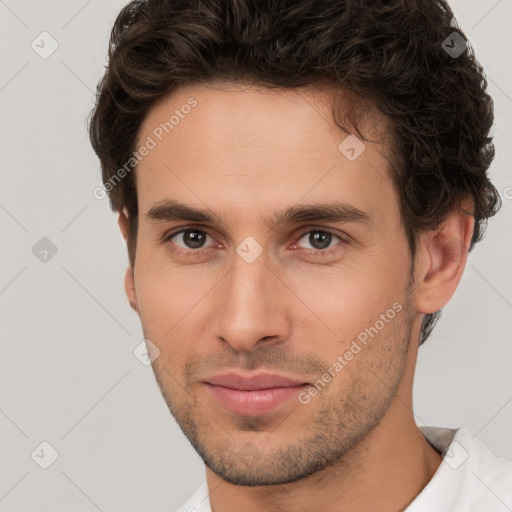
left=89, top=0, right=511, bottom=510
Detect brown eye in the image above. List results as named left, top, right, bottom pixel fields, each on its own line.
left=169, top=229, right=212, bottom=250
left=296, top=230, right=342, bottom=251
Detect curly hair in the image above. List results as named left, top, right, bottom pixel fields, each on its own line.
left=88, top=0, right=501, bottom=345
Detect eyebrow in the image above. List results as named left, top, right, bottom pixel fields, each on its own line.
left=146, top=198, right=372, bottom=229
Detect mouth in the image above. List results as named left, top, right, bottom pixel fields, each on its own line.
left=203, top=372, right=310, bottom=415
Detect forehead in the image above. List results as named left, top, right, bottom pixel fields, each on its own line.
left=137, top=82, right=388, bottom=156
left=134, top=83, right=397, bottom=228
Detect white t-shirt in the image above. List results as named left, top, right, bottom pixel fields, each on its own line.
left=176, top=426, right=512, bottom=512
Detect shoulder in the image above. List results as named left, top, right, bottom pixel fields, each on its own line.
left=408, top=426, right=512, bottom=512
left=457, top=428, right=512, bottom=509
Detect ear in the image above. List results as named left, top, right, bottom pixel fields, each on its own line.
left=414, top=200, right=475, bottom=315
left=118, top=208, right=139, bottom=314
left=124, top=266, right=139, bottom=314
left=118, top=207, right=130, bottom=240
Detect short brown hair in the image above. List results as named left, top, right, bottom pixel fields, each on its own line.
left=89, top=0, right=501, bottom=345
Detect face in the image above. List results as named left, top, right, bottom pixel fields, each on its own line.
left=129, top=83, right=416, bottom=485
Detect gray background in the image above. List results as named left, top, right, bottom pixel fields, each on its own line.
left=1, top=0, right=511, bottom=511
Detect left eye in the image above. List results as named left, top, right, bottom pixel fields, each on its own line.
left=295, top=230, right=343, bottom=251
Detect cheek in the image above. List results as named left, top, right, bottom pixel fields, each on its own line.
left=133, top=248, right=223, bottom=348
left=289, top=264, right=401, bottom=330
left=286, top=257, right=409, bottom=362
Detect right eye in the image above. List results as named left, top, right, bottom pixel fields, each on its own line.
left=162, top=227, right=223, bottom=257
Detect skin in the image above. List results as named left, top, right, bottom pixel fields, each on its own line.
left=118, top=82, right=474, bottom=512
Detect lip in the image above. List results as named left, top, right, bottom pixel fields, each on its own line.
left=204, top=372, right=310, bottom=415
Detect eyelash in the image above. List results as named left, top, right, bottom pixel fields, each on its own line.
left=161, top=226, right=348, bottom=258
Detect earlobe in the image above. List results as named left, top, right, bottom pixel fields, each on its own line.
left=414, top=204, right=475, bottom=315
left=124, top=266, right=139, bottom=314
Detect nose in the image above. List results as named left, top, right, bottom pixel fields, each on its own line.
left=214, top=252, right=290, bottom=352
